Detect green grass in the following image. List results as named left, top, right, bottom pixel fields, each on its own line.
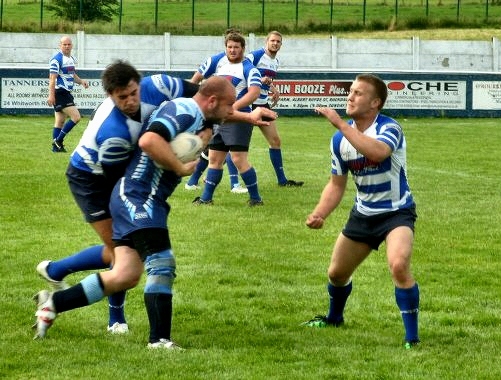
left=2, top=0, right=501, bottom=34
left=1, top=115, right=500, bottom=379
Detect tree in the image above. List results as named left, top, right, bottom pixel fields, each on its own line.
left=45, top=0, right=119, bottom=23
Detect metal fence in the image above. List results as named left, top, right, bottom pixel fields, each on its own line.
left=1, top=0, right=501, bottom=34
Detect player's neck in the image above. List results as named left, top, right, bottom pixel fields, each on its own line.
left=353, top=114, right=377, bottom=132
left=265, top=48, right=276, bottom=58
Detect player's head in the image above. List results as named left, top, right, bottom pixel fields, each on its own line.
left=224, top=27, right=241, bottom=36
left=101, top=60, right=142, bottom=117
left=59, top=36, right=73, bottom=56
left=265, top=31, right=283, bottom=54
left=345, top=73, right=387, bottom=118
left=224, top=32, right=246, bottom=63
left=197, top=76, right=235, bottom=124
left=354, top=73, right=387, bottom=110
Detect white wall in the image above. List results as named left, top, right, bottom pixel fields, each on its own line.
left=0, top=31, right=499, bottom=73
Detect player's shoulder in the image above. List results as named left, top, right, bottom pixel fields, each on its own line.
left=49, top=51, right=63, bottom=64
left=376, top=114, right=402, bottom=130
left=211, top=51, right=227, bottom=62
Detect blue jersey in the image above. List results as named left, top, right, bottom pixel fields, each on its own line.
left=49, top=51, right=77, bottom=91
left=330, top=114, right=415, bottom=216
left=196, top=52, right=261, bottom=112
left=70, top=74, right=185, bottom=175
left=110, top=97, right=205, bottom=238
left=247, top=47, right=279, bottom=105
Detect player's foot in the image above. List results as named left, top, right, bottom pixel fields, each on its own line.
left=301, top=315, right=343, bottom=328
left=192, top=196, right=213, bottom=206
left=404, top=340, right=420, bottom=350
left=107, top=322, right=129, bottom=334
left=32, top=290, right=56, bottom=339
left=279, top=179, right=304, bottom=187
left=184, top=183, right=201, bottom=191
left=36, top=260, right=70, bottom=291
left=52, top=139, right=67, bottom=153
left=248, top=199, right=264, bottom=207
left=231, top=184, right=248, bottom=194
left=147, top=339, right=184, bottom=350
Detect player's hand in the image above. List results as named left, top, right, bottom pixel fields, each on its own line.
left=261, top=76, right=273, bottom=86
left=249, top=107, right=277, bottom=127
left=306, top=214, right=324, bottom=229
left=47, top=95, right=55, bottom=107
left=176, top=159, right=199, bottom=177
left=314, top=107, right=343, bottom=129
left=269, top=85, right=280, bottom=108
left=81, top=80, right=89, bottom=89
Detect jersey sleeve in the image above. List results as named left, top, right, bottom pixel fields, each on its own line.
left=198, top=52, right=225, bottom=78
left=377, top=122, right=402, bottom=152
left=330, top=132, right=348, bottom=176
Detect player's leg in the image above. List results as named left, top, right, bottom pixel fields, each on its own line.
left=90, top=219, right=129, bottom=333
left=303, top=233, right=371, bottom=327
left=225, top=153, right=247, bottom=193
left=230, top=149, right=262, bottom=205
left=195, top=147, right=226, bottom=204
left=52, top=110, right=66, bottom=152
left=135, top=228, right=180, bottom=349
left=257, top=108, right=303, bottom=187
left=33, top=245, right=142, bottom=339
left=259, top=122, right=287, bottom=184
left=386, top=225, right=420, bottom=346
left=54, top=105, right=81, bottom=148
left=185, top=148, right=208, bottom=190
left=326, top=234, right=371, bottom=324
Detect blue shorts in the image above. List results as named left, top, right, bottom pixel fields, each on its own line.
left=54, top=88, right=75, bottom=112
left=66, top=164, right=115, bottom=223
left=342, top=206, right=417, bottom=250
left=209, top=121, right=253, bottom=151
left=110, top=177, right=175, bottom=240
left=113, top=228, right=171, bottom=261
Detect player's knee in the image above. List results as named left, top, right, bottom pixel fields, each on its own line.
left=268, top=136, right=281, bottom=148
left=327, top=267, right=350, bottom=286
left=107, top=267, right=142, bottom=291
left=389, top=258, right=410, bottom=283
left=144, top=250, right=177, bottom=294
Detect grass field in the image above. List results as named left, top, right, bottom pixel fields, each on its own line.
left=1, top=115, right=500, bottom=379
left=2, top=0, right=501, bottom=34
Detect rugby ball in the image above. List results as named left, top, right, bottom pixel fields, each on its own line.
left=170, top=132, right=204, bottom=163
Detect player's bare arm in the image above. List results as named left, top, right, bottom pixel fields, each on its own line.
left=47, top=73, right=57, bottom=106
left=74, top=74, right=89, bottom=89
left=306, top=174, right=347, bottom=229
left=233, top=85, right=260, bottom=111
left=190, top=72, right=205, bottom=84
left=269, top=84, right=280, bottom=108
left=228, top=107, right=277, bottom=127
left=139, top=131, right=197, bottom=177
left=315, top=107, right=391, bottom=163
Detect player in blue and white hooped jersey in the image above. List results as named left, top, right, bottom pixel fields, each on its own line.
left=36, top=60, right=199, bottom=335
left=33, top=77, right=237, bottom=347
left=246, top=31, right=304, bottom=187
left=48, top=35, right=89, bottom=153
left=303, top=74, right=420, bottom=349
left=191, top=31, right=265, bottom=206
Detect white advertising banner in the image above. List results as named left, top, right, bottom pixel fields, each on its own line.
left=1, top=77, right=106, bottom=110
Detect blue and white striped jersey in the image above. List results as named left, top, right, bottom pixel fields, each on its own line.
left=330, top=114, right=415, bottom=216
left=247, top=47, right=279, bottom=105
left=49, top=52, right=77, bottom=91
left=70, top=74, right=185, bottom=175
left=196, top=52, right=261, bottom=112
left=111, top=97, right=205, bottom=237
